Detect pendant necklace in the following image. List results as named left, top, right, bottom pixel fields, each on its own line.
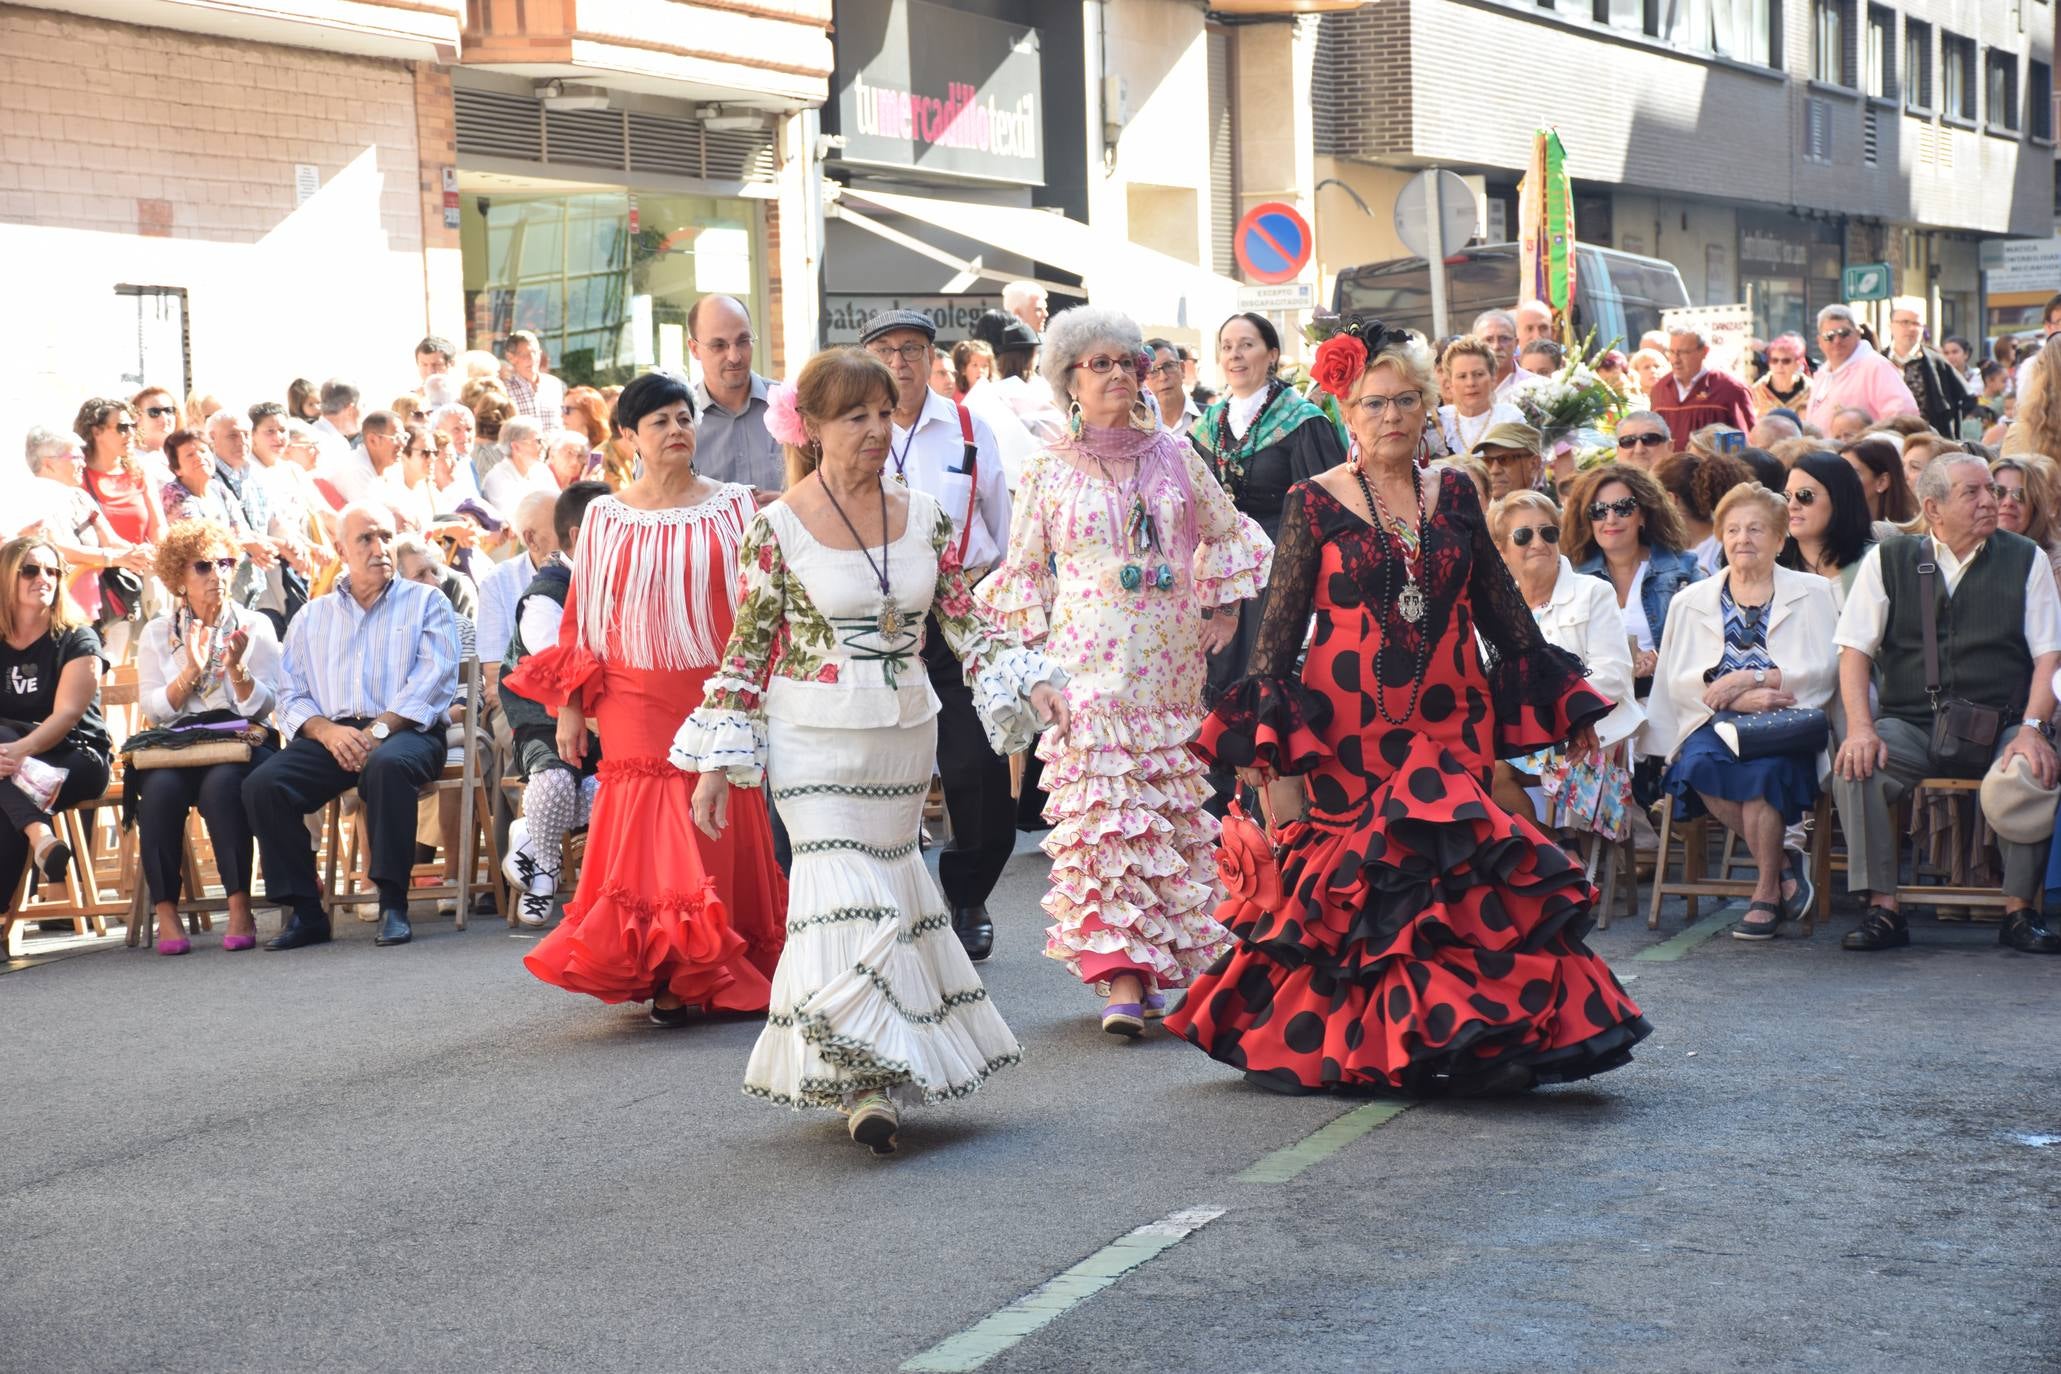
left=1351, top=462, right=1435, bottom=726
left=887, top=423, right=915, bottom=487
left=1357, top=463, right=1427, bottom=624
left=1097, top=453, right=1175, bottom=593
left=820, top=476, right=902, bottom=637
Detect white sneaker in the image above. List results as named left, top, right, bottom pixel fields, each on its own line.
left=502, top=829, right=555, bottom=897
left=515, top=891, right=555, bottom=927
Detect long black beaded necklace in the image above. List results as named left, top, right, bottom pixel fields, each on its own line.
left=1208, top=378, right=1286, bottom=497
left=1350, top=461, right=1434, bottom=726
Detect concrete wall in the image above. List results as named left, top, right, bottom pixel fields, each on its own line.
left=0, top=5, right=446, bottom=502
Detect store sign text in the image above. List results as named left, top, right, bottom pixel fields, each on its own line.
left=848, top=74, right=1037, bottom=164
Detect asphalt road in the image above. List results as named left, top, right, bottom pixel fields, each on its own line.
left=5, top=844, right=2058, bottom=1374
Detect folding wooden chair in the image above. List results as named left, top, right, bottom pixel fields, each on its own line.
left=1647, top=793, right=1833, bottom=935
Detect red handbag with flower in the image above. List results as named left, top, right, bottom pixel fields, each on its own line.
left=1215, top=799, right=1285, bottom=911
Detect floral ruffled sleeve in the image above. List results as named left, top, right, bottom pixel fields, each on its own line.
left=974, top=451, right=1056, bottom=642
left=1183, top=444, right=1273, bottom=606
left=668, top=512, right=785, bottom=786
left=930, top=501, right=1067, bottom=756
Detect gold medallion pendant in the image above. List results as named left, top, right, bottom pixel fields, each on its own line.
left=877, top=601, right=904, bottom=637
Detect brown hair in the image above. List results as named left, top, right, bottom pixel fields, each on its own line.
left=562, top=386, right=611, bottom=449
left=0, top=535, right=87, bottom=640
left=1768, top=435, right=1818, bottom=468
left=1992, top=453, right=2061, bottom=550
left=154, top=518, right=237, bottom=592
left=1874, top=412, right=1934, bottom=439
left=164, top=429, right=208, bottom=480
left=72, top=396, right=140, bottom=478
left=287, top=377, right=320, bottom=421
left=460, top=377, right=514, bottom=442
left=1438, top=334, right=1497, bottom=377
left=1655, top=449, right=1754, bottom=524
left=2020, top=334, right=2061, bottom=460
left=785, top=348, right=898, bottom=489
left=951, top=340, right=995, bottom=395
left=1561, top=464, right=1688, bottom=563
left=1839, top=437, right=1919, bottom=523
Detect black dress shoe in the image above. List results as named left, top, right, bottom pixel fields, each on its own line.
left=266, top=913, right=332, bottom=951
left=2000, top=911, right=2061, bottom=954
left=1841, top=906, right=1910, bottom=951
left=952, top=904, right=994, bottom=962
left=374, top=907, right=412, bottom=947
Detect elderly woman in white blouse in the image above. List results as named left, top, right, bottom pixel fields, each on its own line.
left=135, top=519, right=283, bottom=954
left=1646, top=484, right=1841, bottom=940
left=1489, top=490, right=1643, bottom=835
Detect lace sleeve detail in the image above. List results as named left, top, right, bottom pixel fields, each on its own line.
left=1248, top=483, right=1319, bottom=681
left=1455, top=473, right=1610, bottom=755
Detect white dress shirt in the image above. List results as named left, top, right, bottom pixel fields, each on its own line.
left=322, top=447, right=388, bottom=507
left=137, top=601, right=282, bottom=725
left=478, top=552, right=541, bottom=665
left=1834, top=535, right=2061, bottom=661
left=275, top=574, right=460, bottom=739
left=888, top=388, right=1011, bottom=573
left=961, top=379, right=1039, bottom=493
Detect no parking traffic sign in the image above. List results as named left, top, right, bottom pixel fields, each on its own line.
left=1234, top=202, right=1312, bottom=286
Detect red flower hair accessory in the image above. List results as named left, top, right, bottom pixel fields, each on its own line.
left=1310, top=334, right=1369, bottom=401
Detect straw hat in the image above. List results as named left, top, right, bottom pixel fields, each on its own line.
left=1979, top=752, right=2060, bottom=844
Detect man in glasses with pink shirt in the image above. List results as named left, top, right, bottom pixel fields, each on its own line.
left=1802, top=303, right=1918, bottom=434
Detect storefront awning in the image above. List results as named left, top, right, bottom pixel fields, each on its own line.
left=833, top=186, right=1242, bottom=335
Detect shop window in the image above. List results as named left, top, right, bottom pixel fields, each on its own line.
left=1863, top=7, right=1894, bottom=101
left=462, top=187, right=761, bottom=387
left=1941, top=33, right=1976, bottom=122
left=1810, top=0, right=1852, bottom=87
left=1986, top=50, right=2020, bottom=133
left=2032, top=60, right=2054, bottom=143
left=1904, top=20, right=1932, bottom=111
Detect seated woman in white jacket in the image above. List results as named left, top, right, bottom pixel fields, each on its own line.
left=1488, top=491, right=1643, bottom=834
left=1645, top=484, right=1841, bottom=941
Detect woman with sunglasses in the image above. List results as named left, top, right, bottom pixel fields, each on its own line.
left=1193, top=314, right=1346, bottom=792
left=1990, top=454, right=2061, bottom=596
left=1564, top=464, right=1704, bottom=688
left=1489, top=490, right=1642, bottom=834
left=1647, top=485, right=1841, bottom=940
left=0, top=536, right=111, bottom=914
left=1750, top=333, right=1813, bottom=417
left=1778, top=451, right=1877, bottom=607
left=133, top=520, right=282, bottom=953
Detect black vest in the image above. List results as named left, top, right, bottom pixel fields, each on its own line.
left=499, top=559, right=571, bottom=734
left=1875, top=531, right=2037, bottom=727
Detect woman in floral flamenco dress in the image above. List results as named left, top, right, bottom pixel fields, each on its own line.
left=677, top=349, right=1068, bottom=1154
left=978, top=308, right=1274, bottom=1036
left=1164, top=322, right=1651, bottom=1096
left=504, top=371, right=785, bottom=1024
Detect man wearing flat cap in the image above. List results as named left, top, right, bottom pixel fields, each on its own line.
left=1472, top=420, right=1548, bottom=503
left=857, top=307, right=1016, bottom=962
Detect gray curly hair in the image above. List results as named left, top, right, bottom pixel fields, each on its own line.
left=1040, top=306, right=1145, bottom=401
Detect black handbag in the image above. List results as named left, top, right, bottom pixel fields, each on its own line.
left=1712, top=706, right=1829, bottom=760
left=1919, top=558, right=2009, bottom=777
left=98, top=567, right=144, bottom=623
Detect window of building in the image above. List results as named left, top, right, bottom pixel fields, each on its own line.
left=1810, top=0, right=1851, bottom=86
left=1941, top=33, right=1977, bottom=122
left=1863, top=7, right=1894, bottom=100
left=1987, top=49, right=2021, bottom=133
left=1594, top=0, right=1643, bottom=31
left=2033, top=60, right=2054, bottom=143
left=1904, top=20, right=1931, bottom=110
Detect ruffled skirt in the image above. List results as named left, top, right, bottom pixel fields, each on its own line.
left=1164, top=731, right=1649, bottom=1096
left=745, top=716, right=1020, bottom=1112
left=1038, top=701, right=1230, bottom=989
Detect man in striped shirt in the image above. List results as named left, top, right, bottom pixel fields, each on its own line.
left=245, top=501, right=460, bottom=951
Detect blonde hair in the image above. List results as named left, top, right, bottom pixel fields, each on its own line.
left=1438, top=335, right=1497, bottom=376
left=1992, top=452, right=2061, bottom=550
left=1711, top=482, right=1787, bottom=537
left=1429, top=455, right=1491, bottom=506
left=1488, top=488, right=1559, bottom=542
left=785, top=348, right=898, bottom=488
left=0, top=536, right=88, bottom=640
left=1349, top=331, right=1440, bottom=414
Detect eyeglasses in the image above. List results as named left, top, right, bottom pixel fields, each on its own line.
left=1355, top=393, right=1425, bottom=416
left=1617, top=432, right=1667, bottom=448
left=143, top=405, right=178, bottom=419
left=1071, top=354, right=1145, bottom=377
left=17, top=562, right=60, bottom=580
left=1508, top=525, right=1560, bottom=547
left=1996, top=484, right=2027, bottom=502
left=868, top=342, right=932, bottom=364
left=1146, top=361, right=1183, bottom=380
left=1788, top=487, right=1818, bottom=506
left=109, top=421, right=136, bottom=434
left=1819, top=328, right=1855, bottom=343
left=1767, top=354, right=1801, bottom=365
left=1588, top=497, right=1640, bottom=521
left=701, top=334, right=754, bottom=353
left=191, top=557, right=237, bottom=576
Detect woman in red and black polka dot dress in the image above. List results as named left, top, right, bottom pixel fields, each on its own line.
left=1163, top=322, right=1651, bottom=1097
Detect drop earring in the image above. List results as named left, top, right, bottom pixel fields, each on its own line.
left=1067, top=401, right=1085, bottom=441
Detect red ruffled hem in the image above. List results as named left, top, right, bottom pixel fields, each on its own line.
left=502, top=642, right=604, bottom=715
left=525, top=877, right=773, bottom=1010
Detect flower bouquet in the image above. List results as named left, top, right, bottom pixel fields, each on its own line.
left=1513, top=329, right=1623, bottom=468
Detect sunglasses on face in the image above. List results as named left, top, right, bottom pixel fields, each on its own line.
left=1617, top=433, right=1667, bottom=448
left=1788, top=486, right=1818, bottom=506
left=17, top=562, right=60, bottom=580
left=143, top=405, right=178, bottom=419
left=1994, top=482, right=2026, bottom=502
left=1589, top=497, right=1640, bottom=521
left=191, top=557, right=237, bottom=576
left=1508, top=524, right=1560, bottom=547
left=1820, top=328, right=1855, bottom=343
left=109, top=421, right=136, bottom=434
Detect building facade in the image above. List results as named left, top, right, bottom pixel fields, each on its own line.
left=1310, top=0, right=2056, bottom=347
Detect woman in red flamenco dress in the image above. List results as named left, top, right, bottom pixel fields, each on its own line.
left=1165, top=323, right=1650, bottom=1097
left=503, top=372, right=785, bottom=1024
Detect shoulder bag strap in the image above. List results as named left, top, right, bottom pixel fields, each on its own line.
left=1917, top=555, right=1942, bottom=705
left=953, top=401, right=977, bottom=566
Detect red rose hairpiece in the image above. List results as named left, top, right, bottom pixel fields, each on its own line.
left=1310, top=334, right=1369, bottom=401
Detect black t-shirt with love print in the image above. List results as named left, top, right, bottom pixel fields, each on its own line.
left=0, top=625, right=110, bottom=755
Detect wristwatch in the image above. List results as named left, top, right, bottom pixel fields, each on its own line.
left=369, top=721, right=392, bottom=741
left=1752, top=668, right=1766, bottom=687
left=2022, top=716, right=2052, bottom=742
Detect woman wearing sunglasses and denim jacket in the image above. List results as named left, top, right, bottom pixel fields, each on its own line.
left=133, top=519, right=283, bottom=954
left=1563, top=464, right=1705, bottom=696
